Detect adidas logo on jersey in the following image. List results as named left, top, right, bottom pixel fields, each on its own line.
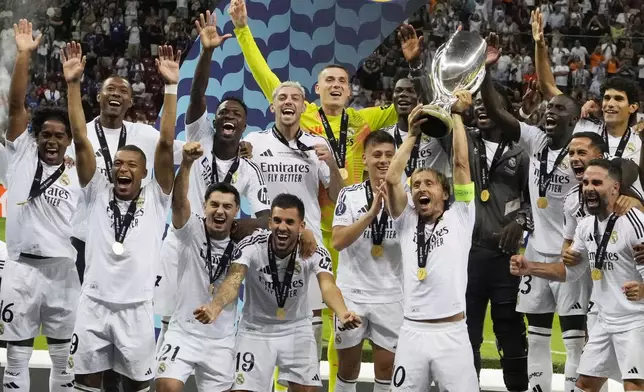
left=628, top=367, right=639, bottom=374
left=531, top=385, right=544, bottom=392
left=145, top=368, right=152, bottom=376
left=357, top=205, right=368, bottom=214
left=260, top=149, right=274, bottom=157
left=3, top=382, right=19, bottom=389
left=570, top=302, right=583, bottom=310
left=312, top=374, right=320, bottom=381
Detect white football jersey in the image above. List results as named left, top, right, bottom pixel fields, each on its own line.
left=243, top=130, right=331, bottom=243
left=69, top=119, right=184, bottom=241
left=574, top=118, right=643, bottom=195
left=185, top=109, right=270, bottom=216
left=332, top=182, right=403, bottom=303
left=171, top=214, right=241, bottom=338
left=235, top=230, right=333, bottom=334
left=382, top=124, right=452, bottom=177
left=394, top=198, right=476, bottom=320
left=0, top=142, right=9, bottom=185
left=520, top=122, right=576, bottom=255
left=82, top=171, right=170, bottom=304
left=570, top=210, right=644, bottom=332
left=5, top=131, right=81, bottom=260
left=0, top=240, right=6, bottom=278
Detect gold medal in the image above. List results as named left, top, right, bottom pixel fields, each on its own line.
left=16, top=200, right=29, bottom=206
left=209, top=283, right=215, bottom=296
left=417, top=267, right=427, bottom=281
left=339, top=168, right=349, bottom=180
left=537, top=197, right=548, bottom=209
left=371, top=245, right=384, bottom=258
left=480, top=189, right=490, bottom=202
left=276, top=308, right=286, bottom=319
left=591, top=268, right=603, bottom=281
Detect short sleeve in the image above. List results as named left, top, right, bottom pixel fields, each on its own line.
left=174, top=213, right=201, bottom=242
left=6, top=129, right=34, bottom=156
left=449, top=200, right=476, bottom=233
left=241, top=159, right=271, bottom=215
left=393, top=196, right=416, bottom=231
left=518, top=121, right=548, bottom=156
left=185, top=110, right=214, bottom=144
left=317, top=139, right=332, bottom=188
left=234, top=233, right=261, bottom=268
left=0, top=143, right=8, bottom=185
left=563, top=198, right=577, bottom=241
left=83, top=169, right=111, bottom=209
left=573, top=118, right=602, bottom=135
left=312, top=247, right=333, bottom=276
left=566, top=225, right=590, bottom=282
left=172, top=140, right=185, bottom=165
left=332, top=187, right=353, bottom=227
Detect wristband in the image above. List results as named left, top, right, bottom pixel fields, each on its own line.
left=409, top=59, right=424, bottom=72
left=518, top=107, right=531, bottom=119
left=453, top=182, right=475, bottom=202
left=164, top=84, right=178, bottom=95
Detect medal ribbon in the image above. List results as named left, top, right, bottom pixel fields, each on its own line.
left=593, top=214, right=618, bottom=271
left=95, top=119, right=127, bottom=183
left=602, top=125, right=631, bottom=158
left=416, top=214, right=443, bottom=270
left=393, top=125, right=422, bottom=177
left=538, top=142, right=570, bottom=198
left=211, top=153, right=240, bottom=184
left=318, top=108, right=348, bottom=169
left=272, top=126, right=314, bottom=152
left=577, top=186, right=586, bottom=218
left=364, top=180, right=389, bottom=246
left=24, top=160, right=66, bottom=203
left=204, top=219, right=236, bottom=286
left=479, top=135, right=508, bottom=196
left=267, top=234, right=299, bottom=310
left=112, top=189, right=142, bottom=245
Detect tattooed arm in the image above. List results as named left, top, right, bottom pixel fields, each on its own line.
left=193, top=263, right=248, bottom=324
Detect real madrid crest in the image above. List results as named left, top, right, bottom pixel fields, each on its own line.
left=137, top=196, right=145, bottom=209
left=158, top=362, right=167, bottom=374
left=610, top=231, right=618, bottom=244
left=508, top=157, right=517, bottom=168
left=294, top=261, right=302, bottom=274
left=627, top=142, right=636, bottom=153
left=560, top=155, right=570, bottom=169
left=236, top=373, right=245, bottom=385
left=60, top=173, right=70, bottom=186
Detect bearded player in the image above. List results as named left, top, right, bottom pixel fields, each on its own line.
left=1, top=19, right=80, bottom=392
left=64, top=42, right=178, bottom=392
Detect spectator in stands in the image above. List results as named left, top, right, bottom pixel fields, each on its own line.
left=44, top=81, right=61, bottom=104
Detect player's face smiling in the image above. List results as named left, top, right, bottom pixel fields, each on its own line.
left=37, top=120, right=71, bottom=165
left=316, top=67, right=350, bottom=108
left=363, top=142, right=395, bottom=182
left=214, top=100, right=247, bottom=143
left=543, top=95, right=575, bottom=142
left=112, top=150, right=147, bottom=200
left=602, top=88, right=638, bottom=126
left=204, top=191, right=238, bottom=239
left=272, top=87, right=305, bottom=127
left=411, top=170, right=448, bottom=220
left=582, top=166, right=619, bottom=215
left=98, top=77, right=133, bottom=119
left=269, top=207, right=304, bottom=255
left=568, top=137, right=603, bottom=181
left=392, top=78, right=417, bottom=116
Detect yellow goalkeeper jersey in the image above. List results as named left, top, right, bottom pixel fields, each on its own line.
left=235, top=25, right=398, bottom=233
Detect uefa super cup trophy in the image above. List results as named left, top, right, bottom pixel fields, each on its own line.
left=418, top=29, right=487, bottom=138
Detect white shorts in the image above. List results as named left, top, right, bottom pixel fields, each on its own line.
left=0, top=257, right=80, bottom=341
left=154, top=230, right=179, bottom=317
left=334, top=298, right=402, bottom=352
left=155, top=324, right=235, bottom=391
left=578, top=321, right=644, bottom=381
left=232, top=324, right=322, bottom=392
left=585, top=310, right=622, bottom=382
left=68, top=293, right=156, bottom=381
left=391, top=318, right=478, bottom=392
left=516, top=243, right=591, bottom=316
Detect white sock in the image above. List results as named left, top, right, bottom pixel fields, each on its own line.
left=155, top=317, right=170, bottom=356
left=562, top=329, right=585, bottom=392
left=335, top=376, right=357, bottom=392
left=73, top=384, right=101, bottom=392
left=527, top=326, right=553, bottom=392
left=312, top=315, right=323, bottom=361
left=373, top=379, right=391, bottom=392
left=48, top=342, right=75, bottom=391
left=3, top=344, right=33, bottom=391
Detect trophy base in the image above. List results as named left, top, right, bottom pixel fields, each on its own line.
left=419, top=104, right=453, bottom=139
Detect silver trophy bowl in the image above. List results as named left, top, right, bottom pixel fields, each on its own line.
left=419, top=30, right=487, bottom=138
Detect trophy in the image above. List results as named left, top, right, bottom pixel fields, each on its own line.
left=418, top=30, right=487, bottom=138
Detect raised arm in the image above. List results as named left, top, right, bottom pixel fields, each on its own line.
left=480, top=34, right=521, bottom=142
left=194, top=262, right=248, bottom=324
left=62, top=42, right=95, bottom=187
left=7, top=19, right=41, bottom=142
left=229, top=0, right=283, bottom=102
left=186, top=11, right=232, bottom=125
left=531, top=9, right=562, bottom=100
left=399, top=24, right=432, bottom=104
left=154, top=45, right=181, bottom=195
left=172, top=142, right=203, bottom=230
left=451, top=91, right=472, bottom=187
left=385, top=105, right=426, bottom=219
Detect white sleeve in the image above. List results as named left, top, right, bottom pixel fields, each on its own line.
left=174, top=212, right=200, bottom=241
left=233, top=235, right=256, bottom=268
left=450, top=200, right=476, bottom=233
left=0, top=143, right=8, bottom=185
left=6, top=128, right=34, bottom=156
left=573, top=118, right=601, bottom=135
left=312, top=247, right=333, bottom=276
left=172, top=140, right=185, bottom=165
left=563, top=198, right=577, bottom=241
left=151, top=177, right=172, bottom=208
left=394, top=196, right=416, bottom=231
left=566, top=225, right=590, bottom=282
left=332, top=187, right=353, bottom=227
left=242, top=160, right=271, bottom=215
left=518, top=121, right=548, bottom=156
left=83, top=169, right=110, bottom=209
left=185, top=110, right=214, bottom=144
